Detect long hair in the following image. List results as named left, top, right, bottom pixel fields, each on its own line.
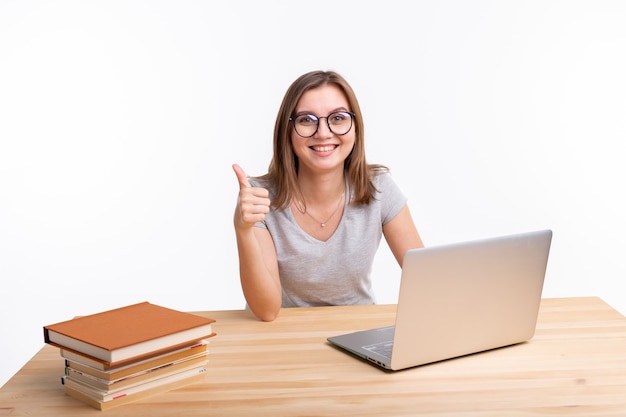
left=258, top=70, right=387, bottom=210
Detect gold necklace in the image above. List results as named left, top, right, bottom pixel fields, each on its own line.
left=303, top=192, right=345, bottom=228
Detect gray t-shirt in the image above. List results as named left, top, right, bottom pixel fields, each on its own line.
left=250, top=172, right=407, bottom=307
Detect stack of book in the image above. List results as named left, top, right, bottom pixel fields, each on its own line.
left=43, top=301, right=216, bottom=410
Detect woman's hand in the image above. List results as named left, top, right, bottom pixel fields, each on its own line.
left=232, top=164, right=271, bottom=229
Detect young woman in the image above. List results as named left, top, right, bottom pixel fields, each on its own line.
left=233, top=70, right=423, bottom=321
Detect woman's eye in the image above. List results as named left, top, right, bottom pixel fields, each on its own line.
left=331, top=112, right=348, bottom=122
left=298, top=115, right=317, bottom=125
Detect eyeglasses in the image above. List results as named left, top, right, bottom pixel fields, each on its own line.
left=289, top=111, right=355, bottom=138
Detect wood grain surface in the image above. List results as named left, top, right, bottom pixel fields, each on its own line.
left=2, top=297, right=626, bottom=416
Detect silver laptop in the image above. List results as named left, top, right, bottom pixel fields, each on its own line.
left=327, top=229, right=552, bottom=371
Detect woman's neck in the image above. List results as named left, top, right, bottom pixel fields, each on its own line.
left=297, top=168, right=345, bottom=205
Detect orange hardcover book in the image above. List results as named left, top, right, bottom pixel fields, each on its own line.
left=44, top=302, right=215, bottom=366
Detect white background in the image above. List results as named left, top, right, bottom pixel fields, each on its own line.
left=1, top=0, right=625, bottom=388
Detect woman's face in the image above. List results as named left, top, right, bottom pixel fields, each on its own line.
left=290, top=84, right=356, bottom=176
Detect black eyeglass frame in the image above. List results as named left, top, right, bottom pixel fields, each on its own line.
left=289, top=111, right=356, bottom=138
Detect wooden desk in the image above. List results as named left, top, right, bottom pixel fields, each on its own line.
left=2, top=297, right=626, bottom=416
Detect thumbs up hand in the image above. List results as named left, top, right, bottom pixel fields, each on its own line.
left=232, top=164, right=271, bottom=229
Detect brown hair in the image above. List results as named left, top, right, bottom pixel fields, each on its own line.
left=258, top=70, right=387, bottom=210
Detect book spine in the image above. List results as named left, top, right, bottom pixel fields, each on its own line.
left=43, top=327, right=51, bottom=343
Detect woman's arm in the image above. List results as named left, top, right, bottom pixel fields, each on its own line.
left=382, top=204, right=424, bottom=266
left=233, top=164, right=282, bottom=321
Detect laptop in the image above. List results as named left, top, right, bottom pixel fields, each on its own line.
left=327, top=229, right=552, bottom=371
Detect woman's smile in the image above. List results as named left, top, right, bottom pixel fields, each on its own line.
left=310, top=144, right=339, bottom=153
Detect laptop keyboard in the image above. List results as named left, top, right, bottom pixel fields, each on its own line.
left=363, top=341, right=394, bottom=360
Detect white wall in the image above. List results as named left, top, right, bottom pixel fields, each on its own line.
left=1, top=0, right=625, bottom=388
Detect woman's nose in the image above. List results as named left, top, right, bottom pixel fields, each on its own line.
left=314, top=117, right=333, bottom=138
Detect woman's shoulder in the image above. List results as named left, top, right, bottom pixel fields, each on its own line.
left=368, top=164, right=394, bottom=186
